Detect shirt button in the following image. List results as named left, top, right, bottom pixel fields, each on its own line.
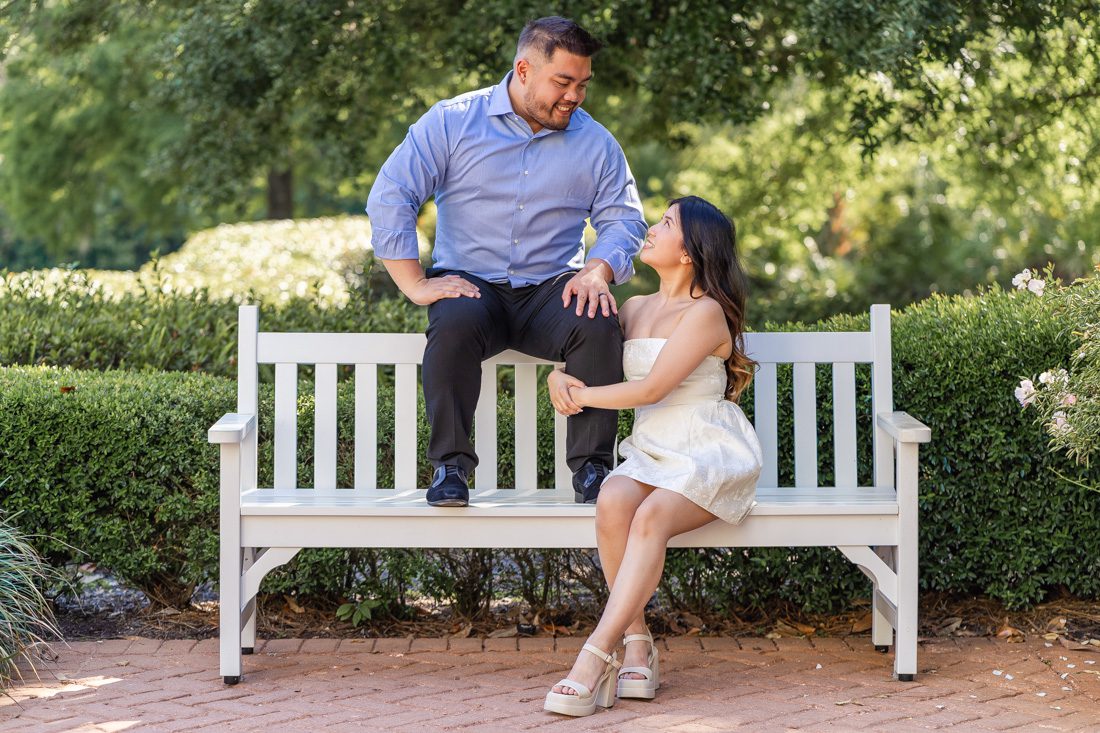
left=513, top=239, right=519, bottom=244
left=508, top=269, right=515, bottom=274
left=518, top=204, right=524, bottom=210
left=524, top=170, right=529, bottom=175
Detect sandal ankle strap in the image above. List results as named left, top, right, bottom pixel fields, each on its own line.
left=582, top=642, right=621, bottom=669
left=623, top=633, right=654, bottom=645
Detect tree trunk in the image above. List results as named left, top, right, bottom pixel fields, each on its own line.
left=266, top=168, right=293, bottom=219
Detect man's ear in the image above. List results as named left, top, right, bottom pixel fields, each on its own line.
left=515, top=58, right=530, bottom=83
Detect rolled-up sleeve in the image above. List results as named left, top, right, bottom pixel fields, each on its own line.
left=366, top=104, right=449, bottom=260
left=587, top=142, right=647, bottom=284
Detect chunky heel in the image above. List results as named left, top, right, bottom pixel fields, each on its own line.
left=617, top=632, right=660, bottom=700
left=595, top=670, right=617, bottom=709
left=544, top=643, right=621, bottom=717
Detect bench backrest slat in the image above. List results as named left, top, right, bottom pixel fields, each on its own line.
left=395, top=364, right=419, bottom=491
left=259, top=332, right=425, bottom=364
left=744, top=331, right=874, bottom=363
left=274, top=363, right=298, bottom=490
left=474, top=368, right=499, bottom=491
left=553, top=410, right=570, bottom=493
left=354, top=364, right=378, bottom=490
left=832, top=362, right=858, bottom=487
left=515, top=364, right=539, bottom=491
left=238, top=303, right=895, bottom=494
left=870, top=305, right=895, bottom=488
left=753, top=362, right=779, bottom=487
left=315, top=363, right=339, bottom=491
left=792, top=362, right=819, bottom=487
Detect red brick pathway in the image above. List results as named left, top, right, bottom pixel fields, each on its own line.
left=2, top=636, right=1098, bottom=732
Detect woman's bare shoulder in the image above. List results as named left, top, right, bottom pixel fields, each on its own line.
left=620, top=294, right=651, bottom=310
left=684, top=295, right=725, bottom=322
left=618, top=294, right=651, bottom=318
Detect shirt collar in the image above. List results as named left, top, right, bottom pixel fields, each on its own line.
left=487, top=72, right=517, bottom=117
left=487, top=70, right=586, bottom=132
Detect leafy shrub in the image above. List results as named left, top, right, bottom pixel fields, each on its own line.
left=890, top=284, right=1099, bottom=607
left=0, top=367, right=231, bottom=608
left=2, top=285, right=1098, bottom=616
left=0, top=267, right=426, bottom=377
left=1012, top=266, right=1099, bottom=473
left=0, top=507, right=63, bottom=689
left=1, top=216, right=428, bottom=306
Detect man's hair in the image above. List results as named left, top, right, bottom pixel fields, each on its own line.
left=516, top=16, right=602, bottom=63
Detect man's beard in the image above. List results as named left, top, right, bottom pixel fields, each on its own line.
left=523, top=90, right=574, bottom=131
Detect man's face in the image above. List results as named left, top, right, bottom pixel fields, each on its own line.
left=517, top=49, right=592, bottom=132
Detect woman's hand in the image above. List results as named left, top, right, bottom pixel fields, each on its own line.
left=548, top=367, right=587, bottom=416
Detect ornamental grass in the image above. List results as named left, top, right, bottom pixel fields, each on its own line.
left=0, top=499, right=63, bottom=689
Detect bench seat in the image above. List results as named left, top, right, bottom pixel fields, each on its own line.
left=239, top=486, right=899, bottom=515
left=236, top=488, right=902, bottom=550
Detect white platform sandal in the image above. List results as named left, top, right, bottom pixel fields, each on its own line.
left=617, top=632, right=660, bottom=699
left=543, top=643, right=621, bottom=717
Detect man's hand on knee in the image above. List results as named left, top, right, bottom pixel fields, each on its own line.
left=409, top=274, right=481, bottom=306
left=381, top=258, right=481, bottom=306
left=561, top=260, right=616, bottom=318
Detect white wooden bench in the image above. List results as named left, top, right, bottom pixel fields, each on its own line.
left=210, top=303, right=931, bottom=685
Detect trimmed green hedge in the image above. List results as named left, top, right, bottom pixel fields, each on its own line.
left=0, top=268, right=425, bottom=377
left=0, top=368, right=229, bottom=607
left=1, top=285, right=1098, bottom=614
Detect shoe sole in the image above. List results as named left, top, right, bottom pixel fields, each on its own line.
left=427, top=498, right=469, bottom=507
left=616, top=682, right=657, bottom=699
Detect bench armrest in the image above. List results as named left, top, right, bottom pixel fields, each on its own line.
left=208, top=413, right=257, bottom=444
left=876, top=411, right=931, bottom=444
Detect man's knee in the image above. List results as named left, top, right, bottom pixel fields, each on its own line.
left=568, top=309, right=622, bottom=342
left=427, top=296, right=498, bottom=349
left=429, top=295, right=492, bottom=330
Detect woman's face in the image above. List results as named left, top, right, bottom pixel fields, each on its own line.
left=640, top=204, right=687, bottom=268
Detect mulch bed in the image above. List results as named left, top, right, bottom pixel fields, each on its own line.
left=56, top=592, right=1100, bottom=649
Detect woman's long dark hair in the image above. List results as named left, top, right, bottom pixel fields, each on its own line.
left=671, top=195, right=756, bottom=402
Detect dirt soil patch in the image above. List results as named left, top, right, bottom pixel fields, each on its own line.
left=56, top=591, right=1100, bottom=651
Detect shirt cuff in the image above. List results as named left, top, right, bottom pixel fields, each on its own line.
left=587, top=246, right=634, bottom=285
left=370, top=226, right=421, bottom=260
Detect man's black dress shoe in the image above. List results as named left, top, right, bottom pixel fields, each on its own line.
left=573, top=460, right=610, bottom=504
left=427, top=465, right=469, bottom=507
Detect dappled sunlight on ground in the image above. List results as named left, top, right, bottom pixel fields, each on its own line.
left=1, top=636, right=1097, bottom=732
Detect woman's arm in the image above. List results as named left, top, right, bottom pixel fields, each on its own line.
left=547, top=295, right=644, bottom=416
left=571, top=299, right=730, bottom=410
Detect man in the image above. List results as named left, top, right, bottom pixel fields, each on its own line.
left=367, top=16, right=646, bottom=507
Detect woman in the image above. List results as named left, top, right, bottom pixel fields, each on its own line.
left=543, top=196, right=762, bottom=717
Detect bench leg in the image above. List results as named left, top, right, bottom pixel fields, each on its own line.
left=894, top=443, right=920, bottom=681
left=241, top=548, right=258, bottom=654
left=220, top=545, right=244, bottom=683
left=872, top=546, right=895, bottom=652
left=219, top=445, right=243, bottom=684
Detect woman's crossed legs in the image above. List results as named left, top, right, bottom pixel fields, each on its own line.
left=552, top=476, right=717, bottom=696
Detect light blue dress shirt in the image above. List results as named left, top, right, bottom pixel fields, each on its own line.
left=366, top=73, right=646, bottom=286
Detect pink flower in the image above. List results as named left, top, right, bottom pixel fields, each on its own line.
left=1061, top=393, right=1078, bottom=406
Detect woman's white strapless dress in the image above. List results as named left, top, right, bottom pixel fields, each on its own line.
left=606, top=338, right=763, bottom=525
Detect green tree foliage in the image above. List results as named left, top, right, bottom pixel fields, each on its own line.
left=0, top=2, right=189, bottom=261
left=2, top=1, right=1098, bottom=266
